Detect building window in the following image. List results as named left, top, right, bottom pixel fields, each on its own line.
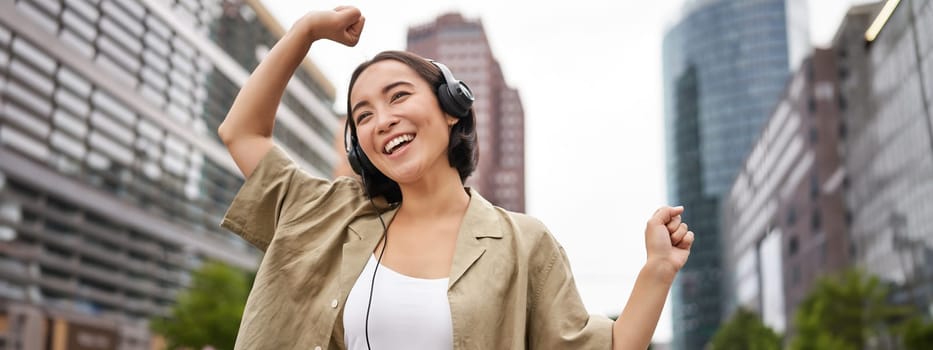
left=810, top=172, right=820, bottom=199
left=786, top=207, right=797, bottom=225
left=821, top=240, right=828, bottom=265
left=811, top=209, right=822, bottom=232
left=788, top=236, right=799, bottom=256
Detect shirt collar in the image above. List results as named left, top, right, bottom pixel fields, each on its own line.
left=348, top=188, right=505, bottom=240
left=458, top=188, right=504, bottom=239
left=345, top=188, right=504, bottom=290
left=448, top=188, right=503, bottom=289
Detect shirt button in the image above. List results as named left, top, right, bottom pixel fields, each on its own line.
left=314, top=346, right=322, bottom=350
left=330, top=299, right=338, bottom=308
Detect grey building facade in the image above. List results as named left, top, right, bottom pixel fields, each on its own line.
left=662, top=0, right=809, bottom=348
left=836, top=0, right=933, bottom=313
left=0, top=0, right=339, bottom=347
left=721, top=48, right=851, bottom=336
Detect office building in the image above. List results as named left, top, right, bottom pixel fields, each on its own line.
left=836, top=0, right=933, bottom=311
left=722, top=48, right=850, bottom=335
left=407, top=13, right=526, bottom=212
left=662, top=0, right=809, bottom=347
left=0, top=0, right=339, bottom=347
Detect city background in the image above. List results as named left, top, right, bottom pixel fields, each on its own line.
left=0, top=0, right=931, bottom=349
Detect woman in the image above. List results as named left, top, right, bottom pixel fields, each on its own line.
left=218, top=6, right=694, bottom=350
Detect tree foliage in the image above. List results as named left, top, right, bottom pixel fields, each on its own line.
left=789, top=269, right=911, bottom=350
left=902, top=316, right=933, bottom=349
left=151, top=261, right=250, bottom=350
left=710, top=307, right=782, bottom=350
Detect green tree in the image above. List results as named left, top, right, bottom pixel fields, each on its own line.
left=152, top=261, right=250, bottom=350
left=710, top=307, right=781, bottom=350
left=902, top=316, right=933, bottom=349
left=790, top=269, right=911, bottom=350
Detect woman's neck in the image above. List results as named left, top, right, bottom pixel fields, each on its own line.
left=397, top=168, right=470, bottom=218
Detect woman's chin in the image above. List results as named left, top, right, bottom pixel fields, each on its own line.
left=382, top=164, right=423, bottom=185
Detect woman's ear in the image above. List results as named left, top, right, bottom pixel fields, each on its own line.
left=446, top=115, right=459, bottom=127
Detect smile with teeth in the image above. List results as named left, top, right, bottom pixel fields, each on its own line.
left=383, top=134, right=415, bottom=154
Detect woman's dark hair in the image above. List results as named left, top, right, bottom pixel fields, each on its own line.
left=346, top=50, right=478, bottom=203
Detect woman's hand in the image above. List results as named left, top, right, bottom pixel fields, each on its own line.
left=297, top=6, right=365, bottom=46
left=612, top=206, right=696, bottom=349
left=644, top=206, right=694, bottom=276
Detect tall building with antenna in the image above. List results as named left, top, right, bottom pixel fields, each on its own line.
left=407, top=13, right=526, bottom=213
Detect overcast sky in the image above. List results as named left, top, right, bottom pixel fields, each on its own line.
left=263, top=0, right=875, bottom=342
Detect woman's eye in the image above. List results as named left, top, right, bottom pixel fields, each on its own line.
left=355, top=112, right=371, bottom=124
left=391, top=91, right=409, bottom=102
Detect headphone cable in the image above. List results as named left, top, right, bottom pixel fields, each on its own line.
left=360, top=165, right=389, bottom=350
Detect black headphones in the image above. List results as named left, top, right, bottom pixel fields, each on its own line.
left=345, top=60, right=474, bottom=177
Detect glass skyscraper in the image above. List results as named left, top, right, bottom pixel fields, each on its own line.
left=0, top=0, right=339, bottom=347
left=662, top=0, right=808, bottom=348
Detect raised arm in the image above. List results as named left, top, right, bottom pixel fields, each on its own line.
left=217, top=6, right=364, bottom=178
left=613, top=206, right=694, bottom=350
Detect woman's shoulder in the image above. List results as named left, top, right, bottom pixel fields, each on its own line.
left=483, top=204, right=567, bottom=272
left=501, top=210, right=548, bottom=235
left=329, top=175, right=366, bottom=195
left=474, top=197, right=557, bottom=248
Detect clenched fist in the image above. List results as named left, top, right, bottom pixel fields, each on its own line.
left=644, top=206, right=694, bottom=275
left=296, top=6, right=365, bottom=46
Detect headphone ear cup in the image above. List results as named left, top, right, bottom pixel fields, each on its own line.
left=430, top=60, right=474, bottom=118
left=345, top=123, right=363, bottom=175
left=348, top=144, right=376, bottom=176
left=437, top=84, right=469, bottom=118
left=347, top=146, right=363, bottom=175
left=345, top=125, right=375, bottom=176
left=356, top=146, right=376, bottom=176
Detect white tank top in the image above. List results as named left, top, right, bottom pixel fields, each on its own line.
left=343, top=255, right=454, bottom=350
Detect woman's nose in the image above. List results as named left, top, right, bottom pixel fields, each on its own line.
left=375, top=114, right=399, bottom=134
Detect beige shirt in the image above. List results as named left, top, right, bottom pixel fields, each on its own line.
left=221, top=145, right=613, bottom=349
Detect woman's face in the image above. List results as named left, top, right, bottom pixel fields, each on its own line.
left=349, top=60, right=459, bottom=184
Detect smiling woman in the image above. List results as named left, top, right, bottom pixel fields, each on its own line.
left=344, top=51, right=478, bottom=203
left=216, top=5, right=695, bottom=350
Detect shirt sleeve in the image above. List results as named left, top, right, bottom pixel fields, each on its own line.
left=219, top=144, right=360, bottom=251
left=528, top=235, right=615, bottom=349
